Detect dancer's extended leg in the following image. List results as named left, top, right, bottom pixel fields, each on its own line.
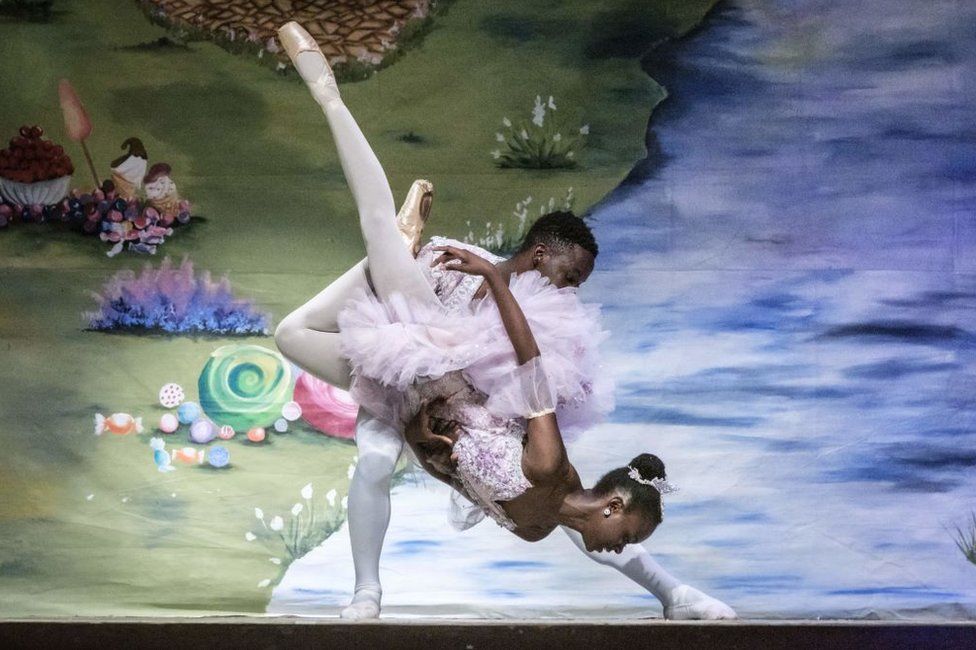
left=279, top=23, right=437, bottom=306
left=559, top=526, right=736, bottom=620
left=277, top=21, right=440, bottom=621
left=274, top=259, right=368, bottom=390
left=342, top=409, right=404, bottom=619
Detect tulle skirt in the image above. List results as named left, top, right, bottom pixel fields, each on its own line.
left=337, top=270, right=613, bottom=440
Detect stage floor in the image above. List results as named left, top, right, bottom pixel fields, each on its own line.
left=3, top=618, right=976, bottom=649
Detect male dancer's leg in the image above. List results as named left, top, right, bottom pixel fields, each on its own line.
left=560, top=527, right=736, bottom=619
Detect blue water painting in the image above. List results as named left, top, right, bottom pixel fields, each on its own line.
left=273, top=0, right=976, bottom=618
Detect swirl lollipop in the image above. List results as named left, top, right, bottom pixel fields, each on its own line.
left=198, top=344, right=293, bottom=431
left=293, top=371, right=358, bottom=439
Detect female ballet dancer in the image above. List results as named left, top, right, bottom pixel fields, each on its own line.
left=272, top=21, right=736, bottom=620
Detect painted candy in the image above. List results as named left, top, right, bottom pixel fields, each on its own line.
left=94, top=412, right=144, bottom=436
left=218, top=425, right=235, bottom=440
left=177, top=401, right=202, bottom=425
left=281, top=401, right=302, bottom=422
left=246, top=427, right=266, bottom=443
left=158, top=382, right=185, bottom=408
left=208, top=446, right=230, bottom=468
left=150, top=437, right=175, bottom=472
left=198, top=344, right=293, bottom=431
left=273, top=418, right=288, bottom=433
left=159, top=412, right=179, bottom=433
left=293, top=372, right=357, bottom=439
left=189, top=418, right=217, bottom=444
left=172, top=447, right=205, bottom=464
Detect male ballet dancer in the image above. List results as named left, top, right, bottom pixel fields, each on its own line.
left=272, top=21, right=735, bottom=621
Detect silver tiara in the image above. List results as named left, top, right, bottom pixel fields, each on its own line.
left=627, top=466, right=679, bottom=494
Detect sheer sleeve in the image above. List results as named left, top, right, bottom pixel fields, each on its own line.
left=483, top=356, right=557, bottom=420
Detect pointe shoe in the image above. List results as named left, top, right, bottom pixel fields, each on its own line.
left=277, top=21, right=340, bottom=105
left=663, top=585, right=737, bottom=620
left=339, top=585, right=382, bottom=620
left=396, top=179, right=434, bottom=257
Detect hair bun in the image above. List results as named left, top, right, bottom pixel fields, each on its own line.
left=629, top=453, right=666, bottom=482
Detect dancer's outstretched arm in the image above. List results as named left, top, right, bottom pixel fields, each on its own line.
left=430, top=245, right=568, bottom=480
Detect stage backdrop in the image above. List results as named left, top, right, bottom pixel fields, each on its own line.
left=0, top=0, right=973, bottom=619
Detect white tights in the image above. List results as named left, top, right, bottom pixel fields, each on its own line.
left=273, top=73, right=734, bottom=620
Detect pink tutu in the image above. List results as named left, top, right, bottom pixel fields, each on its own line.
left=337, top=270, right=613, bottom=440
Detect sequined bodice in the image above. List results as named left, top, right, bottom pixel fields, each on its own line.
left=419, top=372, right=532, bottom=531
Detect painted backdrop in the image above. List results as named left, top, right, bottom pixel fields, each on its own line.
left=0, top=0, right=973, bottom=619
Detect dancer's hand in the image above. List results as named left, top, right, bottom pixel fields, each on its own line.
left=406, top=399, right=460, bottom=476
left=431, top=245, right=500, bottom=279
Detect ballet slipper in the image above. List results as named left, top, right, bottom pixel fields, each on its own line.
left=663, top=585, right=737, bottom=620
left=396, top=179, right=434, bottom=257
left=339, top=585, right=382, bottom=620
left=277, top=21, right=341, bottom=106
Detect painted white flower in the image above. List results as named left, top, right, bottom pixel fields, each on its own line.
left=548, top=95, right=556, bottom=110
left=86, top=494, right=94, bottom=501
left=245, top=532, right=256, bottom=542
left=326, top=489, right=337, bottom=507
left=502, top=117, right=512, bottom=127
left=532, top=95, right=545, bottom=127
left=553, top=133, right=562, bottom=142
left=270, top=516, right=284, bottom=531
left=301, top=483, right=313, bottom=500
left=258, top=579, right=271, bottom=588
left=254, top=507, right=264, bottom=520
left=291, top=503, right=304, bottom=516
left=495, top=132, right=505, bottom=142
left=525, top=196, right=532, bottom=203
left=566, top=151, right=575, bottom=158
left=491, top=149, right=501, bottom=159
left=579, top=124, right=590, bottom=135
left=520, top=129, right=529, bottom=140
left=341, top=496, right=349, bottom=509
left=270, top=558, right=282, bottom=565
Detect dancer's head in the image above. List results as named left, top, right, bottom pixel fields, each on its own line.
left=579, top=453, right=668, bottom=554
left=513, top=211, right=597, bottom=289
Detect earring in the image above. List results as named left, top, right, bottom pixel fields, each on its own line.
left=603, top=508, right=611, bottom=517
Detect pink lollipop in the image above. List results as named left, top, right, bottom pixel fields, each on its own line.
left=293, top=372, right=358, bottom=439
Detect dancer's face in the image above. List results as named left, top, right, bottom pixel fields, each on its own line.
left=582, top=494, right=657, bottom=554
left=531, top=243, right=595, bottom=289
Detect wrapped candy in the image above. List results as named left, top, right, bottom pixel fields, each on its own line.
left=293, top=372, right=357, bottom=439
left=94, top=412, right=144, bottom=436
left=150, top=437, right=175, bottom=472
left=172, top=447, right=205, bottom=464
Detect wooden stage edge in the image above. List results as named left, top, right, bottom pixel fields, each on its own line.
left=2, top=618, right=976, bottom=649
